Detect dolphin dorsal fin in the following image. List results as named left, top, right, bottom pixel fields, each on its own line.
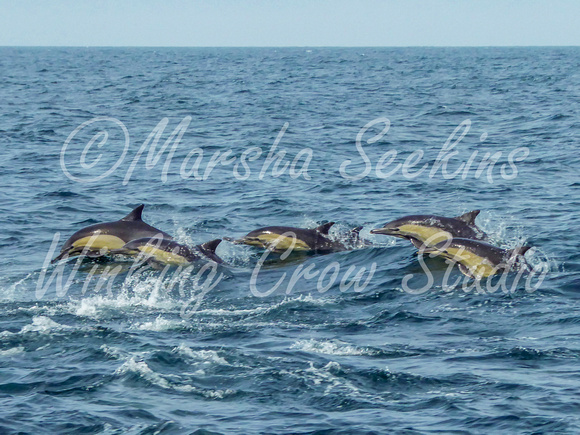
left=200, top=239, right=222, bottom=254
left=315, top=222, right=335, bottom=235
left=455, top=210, right=480, bottom=226
left=121, top=204, right=144, bottom=222
left=350, top=226, right=363, bottom=235
left=511, top=245, right=532, bottom=257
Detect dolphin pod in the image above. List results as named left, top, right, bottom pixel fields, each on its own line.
left=52, top=205, right=222, bottom=265
left=370, top=210, right=530, bottom=278
left=52, top=205, right=531, bottom=279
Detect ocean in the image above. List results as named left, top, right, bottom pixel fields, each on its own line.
left=0, top=47, right=579, bottom=434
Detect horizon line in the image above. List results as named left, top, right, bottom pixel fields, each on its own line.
left=1, top=45, right=579, bottom=49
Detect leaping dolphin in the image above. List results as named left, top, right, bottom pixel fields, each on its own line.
left=232, top=222, right=357, bottom=254
left=112, top=237, right=223, bottom=267
left=423, top=238, right=531, bottom=280
left=370, top=210, right=486, bottom=248
left=51, top=204, right=172, bottom=263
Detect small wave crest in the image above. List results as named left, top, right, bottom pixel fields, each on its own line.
left=291, top=338, right=380, bottom=356
left=114, top=357, right=234, bottom=399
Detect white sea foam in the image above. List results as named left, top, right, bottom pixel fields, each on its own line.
left=20, top=316, right=71, bottom=334
left=0, top=346, right=25, bottom=357
left=0, top=272, right=36, bottom=301
left=303, top=361, right=363, bottom=396
left=115, top=357, right=177, bottom=389
left=174, top=343, right=229, bottom=365
left=217, top=240, right=255, bottom=267
left=68, top=265, right=192, bottom=319
left=476, top=210, right=527, bottom=248
left=172, top=226, right=196, bottom=247
left=115, top=357, right=233, bottom=398
left=198, top=293, right=334, bottom=317
left=70, top=292, right=179, bottom=319
left=18, top=304, right=61, bottom=316
left=291, top=338, right=377, bottom=356
left=0, top=316, right=71, bottom=337
left=100, top=345, right=126, bottom=359
left=134, top=315, right=186, bottom=331
left=465, top=210, right=559, bottom=275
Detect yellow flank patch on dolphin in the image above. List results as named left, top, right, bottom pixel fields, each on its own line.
left=398, top=224, right=452, bottom=246
left=244, top=233, right=311, bottom=251
left=72, top=235, right=126, bottom=251
left=138, top=245, right=191, bottom=266
left=441, top=247, right=498, bottom=278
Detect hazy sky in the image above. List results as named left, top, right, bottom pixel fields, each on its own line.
left=1, top=0, right=579, bottom=47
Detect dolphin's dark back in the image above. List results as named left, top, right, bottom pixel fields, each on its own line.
left=60, top=209, right=171, bottom=251
left=400, top=213, right=486, bottom=240
left=431, top=216, right=485, bottom=240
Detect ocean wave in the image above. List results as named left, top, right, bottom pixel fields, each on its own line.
left=290, top=338, right=381, bottom=356
left=114, top=357, right=235, bottom=399
left=173, top=343, right=229, bottom=366
left=0, top=315, right=71, bottom=337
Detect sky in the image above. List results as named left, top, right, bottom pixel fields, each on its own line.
left=1, top=0, right=579, bottom=47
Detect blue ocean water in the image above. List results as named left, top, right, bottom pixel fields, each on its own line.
left=0, top=47, right=579, bottom=434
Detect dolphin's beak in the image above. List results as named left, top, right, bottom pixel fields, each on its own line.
left=51, top=248, right=72, bottom=264
left=370, top=227, right=399, bottom=236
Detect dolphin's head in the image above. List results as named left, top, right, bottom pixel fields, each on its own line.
left=51, top=227, right=125, bottom=263
left=231, top=233, right=276, bottom=250
left=237, top=235, right=269, bottom=248
left=370, top=218, right=408, bottom=237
